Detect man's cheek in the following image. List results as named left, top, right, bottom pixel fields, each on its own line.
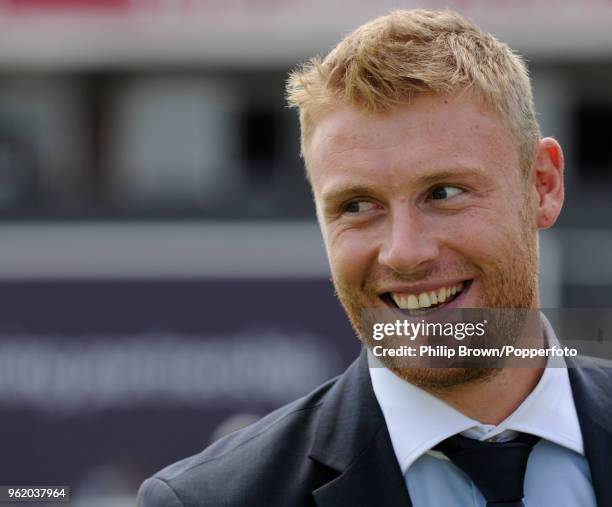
left=329, top=250, right=359, bottom=284
left=329, top=245, right=370, bottom=289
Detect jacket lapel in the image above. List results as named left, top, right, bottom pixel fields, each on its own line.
left=309, top=349, right=413, bottom=507
left=567, top=359, right=612, bottom=507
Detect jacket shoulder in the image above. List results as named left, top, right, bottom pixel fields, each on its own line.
left=568, top=355, right=612, bottom=373
left=138, top=375, right=341, bottom=507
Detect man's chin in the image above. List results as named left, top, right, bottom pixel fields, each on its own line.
left=389, top=366, right=497, bottom=391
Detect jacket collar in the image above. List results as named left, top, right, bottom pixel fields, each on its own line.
left=567, top=358, right=612, bottom=507
left=309, top=348, right=413, bottom=507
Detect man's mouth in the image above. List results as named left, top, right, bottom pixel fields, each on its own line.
left=382, top=280, right=473, bottom=312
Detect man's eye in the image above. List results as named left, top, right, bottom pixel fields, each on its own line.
left=343, top=200, right=377, bottom=213
left=430, top=186, right=464, bottom=200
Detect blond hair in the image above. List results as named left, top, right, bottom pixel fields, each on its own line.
left=286, top=9, right=540, bottom=175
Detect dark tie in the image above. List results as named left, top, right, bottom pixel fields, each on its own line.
left=433, top=432, right=540, bottom=507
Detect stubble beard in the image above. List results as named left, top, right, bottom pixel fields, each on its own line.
left=333, top=223, right=538, bottom=391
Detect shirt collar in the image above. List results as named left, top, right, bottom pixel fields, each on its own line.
left=369, top=313, right=584, bottom=473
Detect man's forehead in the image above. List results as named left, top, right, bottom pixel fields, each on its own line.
left=308, top=96, right=506, bottom=158
left=306, top=95, right=521, bottom=194
left=309, top=104, right=414, bottom=154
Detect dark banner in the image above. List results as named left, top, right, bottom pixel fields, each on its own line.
left=0, top=279, right=358, bottom=504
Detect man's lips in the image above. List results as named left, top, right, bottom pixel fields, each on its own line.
left=380, top=279, right=473, bottom=311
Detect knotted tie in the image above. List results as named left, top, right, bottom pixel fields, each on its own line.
left=433, top=433, right=540, bottom=507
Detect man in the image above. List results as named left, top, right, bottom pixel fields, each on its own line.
left=138, top=10, right=612, bottom=506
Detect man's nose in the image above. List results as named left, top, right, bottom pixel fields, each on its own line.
left=377, top=211, right=439, bottom=274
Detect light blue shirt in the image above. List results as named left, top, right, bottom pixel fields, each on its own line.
left=405, top=439, right=595, bottom=506
left=369, top=315, right=597, bottom=506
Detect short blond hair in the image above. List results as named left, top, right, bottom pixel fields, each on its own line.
left=286, top=9, right=540, bottom=176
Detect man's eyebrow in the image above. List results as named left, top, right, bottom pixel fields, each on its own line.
left=321, top=168, right=487, bottom=203
left=417, top=168, right=487, bottom=186
left=321, top=184, right=379, bottom=204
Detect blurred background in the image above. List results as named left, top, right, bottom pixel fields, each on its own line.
left=0, top=0, right=610, bottom=505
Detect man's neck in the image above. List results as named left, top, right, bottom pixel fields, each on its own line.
left=424, top=313, right=547, bottom=425
left=427, top=365, right=545, bottom=425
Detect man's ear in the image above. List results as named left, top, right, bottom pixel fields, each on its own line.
left=532, top=137, right=564, bottom=229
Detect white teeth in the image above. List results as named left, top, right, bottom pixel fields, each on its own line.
left=437, top=287, right=446, bottom=303
left=418, top=293, right=431, bottom=308
left=407, top=295, right=419, bottom=310
left=391, top=282, right=466, bottom=310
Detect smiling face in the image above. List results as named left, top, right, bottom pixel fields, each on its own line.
left=308, top=94, right=541, bottom=388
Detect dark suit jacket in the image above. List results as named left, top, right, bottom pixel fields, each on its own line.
left=138, top=351, right=612, bottom=507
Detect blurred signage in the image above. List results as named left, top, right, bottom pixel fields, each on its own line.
left=2, top=0, right=611, bottom=16
left=4, top=0, right=129, bottom=9
left=0, top=0, right=611, bottom=64
left=0, top=278, right=357, bottom=492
